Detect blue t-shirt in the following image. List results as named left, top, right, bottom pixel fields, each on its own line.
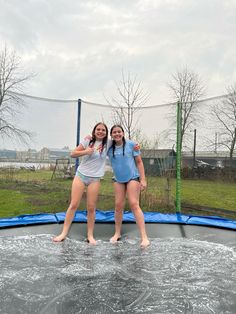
left=108, top=140, right=140, bottom=183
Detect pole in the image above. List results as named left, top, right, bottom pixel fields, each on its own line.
left=193, top=129, right=196, bottom=167
left=75, top=99, right=81, bottom=172
left=176, top=101, right=182, bottom=213
left=215, top=132, right=218, bottom=154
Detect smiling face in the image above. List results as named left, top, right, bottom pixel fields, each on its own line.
left=93, top=123, right=108, bottom=141
left=111, top=126, right=124, bottom=144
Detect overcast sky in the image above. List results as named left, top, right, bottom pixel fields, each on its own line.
left=1, top=0, right=236, bottom=149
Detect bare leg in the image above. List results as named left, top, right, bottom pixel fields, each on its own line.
left=126, top=181, right=150, bottom=248
left=86, top=181, right=100, bottom=245
left=110, top=182, right=126, bottom=243
left=53, top=177, right=85, bottom=242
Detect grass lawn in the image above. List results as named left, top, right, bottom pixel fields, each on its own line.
left=0, top=169, right=235, bottom=219
left=181, top=179, right=236, bottom=211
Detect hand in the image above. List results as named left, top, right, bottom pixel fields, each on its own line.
left=134, top=143, right=140, bottom=151
left=86, top=147, right=94, bottom=155
left=84, top=135, right=92, bottom=140
left=140, top=179, right=147, bottom=191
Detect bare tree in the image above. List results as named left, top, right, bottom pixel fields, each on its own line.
left=167, top=68, right=205, bottom=151
left=212, top=85, right=236, bottom=165
left=0, top=46, right=33, bottom=145
left=131, top=129, right=150, bottom=149
left=151, top=131, right=165, bottom=149
left=107, top=70, right=149, bottom=139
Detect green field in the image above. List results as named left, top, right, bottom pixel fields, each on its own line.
left=0, top=169, right=235, bottom=220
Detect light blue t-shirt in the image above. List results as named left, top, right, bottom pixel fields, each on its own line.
left=108, top=139, right=140, bottom=183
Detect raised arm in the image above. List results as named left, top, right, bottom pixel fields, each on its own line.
left=70, top=144, right=94, bottom=158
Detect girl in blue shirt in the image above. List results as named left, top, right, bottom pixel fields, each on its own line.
left=108, top=125, right=150, bottom=248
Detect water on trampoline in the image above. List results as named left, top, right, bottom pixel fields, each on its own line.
left=0, top=231, right=235, bottom=314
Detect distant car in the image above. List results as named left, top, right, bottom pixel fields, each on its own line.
left=216, top=160, right=224, bottom=169
left=195, top=160, right=215, bottom=169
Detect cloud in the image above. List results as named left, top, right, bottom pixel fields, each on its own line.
left=1, top=0, right=236, bottom=149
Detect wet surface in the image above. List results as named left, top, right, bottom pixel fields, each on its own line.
left=0, top=233, right=236, bottom=314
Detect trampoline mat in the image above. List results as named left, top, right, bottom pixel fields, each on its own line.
left=0, top=223, right=236, bottom=314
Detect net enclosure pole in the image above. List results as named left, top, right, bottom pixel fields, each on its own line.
left=75, top=99, right=82, bottom=172
left=176, top=101, right=182, bottom=213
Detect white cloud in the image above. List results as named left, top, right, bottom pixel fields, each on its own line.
left=0, top=0, right=236, bottom=149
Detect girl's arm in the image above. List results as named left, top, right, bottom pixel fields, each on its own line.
left=135, top=155, right=147, bottom=190
left=70, top=144, right=94, bottom=158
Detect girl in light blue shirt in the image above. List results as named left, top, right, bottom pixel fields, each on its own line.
left=108, top=125, right=150, bottom=248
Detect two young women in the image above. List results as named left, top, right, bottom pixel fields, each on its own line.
left=53, top=122, right=150, bottom=248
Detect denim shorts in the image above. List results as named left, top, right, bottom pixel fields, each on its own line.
left=76, top=170, right=101, bottom=186
left=112, top=177, right=140, bottom=184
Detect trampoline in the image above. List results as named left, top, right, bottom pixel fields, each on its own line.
left=0, top=211, right=236, bottom=314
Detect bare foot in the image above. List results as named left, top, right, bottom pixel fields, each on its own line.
left=110, top=234, right=121, bottom=243
left=140, top=238, right=150, bottom=248
left=87, top=237, right=97, bottom=245
left=53, top=234, right=67, bottom=242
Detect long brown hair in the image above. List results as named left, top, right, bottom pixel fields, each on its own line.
left=110, top=125, right=126, bottom=158
left=89, top=122, right=108, bottom=153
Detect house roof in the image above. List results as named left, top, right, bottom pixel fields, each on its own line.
left=182, top=151, right=236, bottom=158
left=141, top=149, right=176, bottom=158
left=44, top=148, right=71, bottom=153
